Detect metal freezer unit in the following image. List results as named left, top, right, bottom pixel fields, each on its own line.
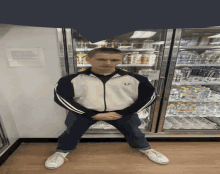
left=56, top=28, right=173, bottom=138
left=157, top=27, right=220, bottom=136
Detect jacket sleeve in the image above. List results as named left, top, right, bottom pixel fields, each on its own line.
left=54, top=76, right=99, bottom=118
left=114, top=75, right=157, bottom=116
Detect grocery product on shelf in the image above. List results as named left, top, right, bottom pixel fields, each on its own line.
left=180, top=36, right=199, bottom=46
left=163, top=119, right=173, bottom=129
left=138, top=119, right=147, bottom=129
left=185, top=117, right=207, bottom=129
left=181, top=67, right=192, bottom=81
left=193, top=117, right=218, bottom=129
left=142, top=40, right=154, bottom=49
left=174, top=117, right=193, bottom=129
left=167, top=103, right=176, bottom=115
left=76, top=52, right=88, bottom=65
left=130, top=52, right=142, bottom=64
left=173, top=67, right=220, bottom=83
left=164, top=116, right=220, bottom=130
left=176, top=51, right=200, bottom=64
left=189, top=104, right=197, bottom=116
left=206, top=117, right=220, bottom=126
left=173, top=70, right=182, bottom=82
left=165, top=117, right=182, bottom=129
left=122, top=54, right=129, bottom=64
left=198, top=36, right=210, bottom=46
left=141, top=52, right=157, bottom=65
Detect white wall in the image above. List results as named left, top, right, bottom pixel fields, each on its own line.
left=0, top=25, right=67, bottom=156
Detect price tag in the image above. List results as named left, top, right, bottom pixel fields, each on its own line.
left=138, top=70, right=160, bottom=80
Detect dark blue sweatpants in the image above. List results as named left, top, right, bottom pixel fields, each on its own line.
left=56, top=111, right=151, bottom=153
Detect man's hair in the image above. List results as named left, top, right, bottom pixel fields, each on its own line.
left=87, top=47, right=126, bottom=58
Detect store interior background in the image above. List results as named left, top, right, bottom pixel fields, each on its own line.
left=0, top=24, right=66, bottom=157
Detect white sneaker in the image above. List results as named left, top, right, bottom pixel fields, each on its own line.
left=139, top=149, right=169, bottom=165
left=45, top=152, right=69, bottom=169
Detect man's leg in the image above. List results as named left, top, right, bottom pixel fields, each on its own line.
left=105, top=113, right=151, bottom=150
left=56, top=111, right=98, bottom=153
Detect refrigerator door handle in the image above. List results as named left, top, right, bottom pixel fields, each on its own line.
left=157, top=77, right=165, bottom=99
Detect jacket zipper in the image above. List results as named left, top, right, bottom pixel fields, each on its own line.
left=103, top=82, right=106, bottom=111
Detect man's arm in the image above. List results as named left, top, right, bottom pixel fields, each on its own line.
left=114, top=75, right=157, bottom=116
left=54, top=76, right=99, bottom=118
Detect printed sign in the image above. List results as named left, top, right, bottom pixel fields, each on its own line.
left=6, top=48, right=46, bottom=67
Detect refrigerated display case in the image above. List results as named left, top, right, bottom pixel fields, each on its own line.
left=157, top=28, right=220, bottom=135
left=0, top=114, right=10, bottom=154
left=56, top=28, right=173, bottom=137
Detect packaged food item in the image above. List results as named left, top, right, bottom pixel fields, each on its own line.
left=211, top=68, right=220, bottom=82
left=208, top=37, right=220, bottom=46
left=130, top=52, right=142, bottom=64
left=125, top=53, right=132, bottom=64
left=122, top=54, right=128, bottom=64
left=176, top=51, right=189, bottom=64
left=149, top=53, right=157, bottom=66
left=204, top=68, right=217, bottom=82
left=181, top=67, right=192, bottom=81
left=173, top=69, right=182, bottom=82
left=143, top=40, right=154, bottom=49
left=76, top=52, right=87, bottom=65
left=198, top=36, right=210, bottom=46
left=141, top=53, right=150, bottom=65
left=141, top=52, right=156, bottom=65
left=188, top=51, right=200, bottom=64
left=180, top=36, right=199, bottom=46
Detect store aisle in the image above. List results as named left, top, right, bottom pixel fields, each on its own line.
left=0, top=142, right=220, bottom=174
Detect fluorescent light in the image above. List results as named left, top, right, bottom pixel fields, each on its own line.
left=208, top=34, right=220, bottom=38
left=93, top=40, right=107, bottom=44
left=130, top=31, right=156, bottom=39
left=152, top=41, right=164, bottom=45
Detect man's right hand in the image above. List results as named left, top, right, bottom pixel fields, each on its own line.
left=92, top=112, right=123, bottom=120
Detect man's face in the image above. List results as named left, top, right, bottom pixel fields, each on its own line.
left=86, top=52, right=124, bottom=70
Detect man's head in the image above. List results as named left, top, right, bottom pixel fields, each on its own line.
left=86, top=48, right=126, bottom=70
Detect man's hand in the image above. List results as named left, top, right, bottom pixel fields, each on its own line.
left=92, top=112, right=123, bottom=120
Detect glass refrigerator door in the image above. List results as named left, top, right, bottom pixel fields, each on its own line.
left=65, top=29, right=173, bottom=136
left=158, top=27, right=220, bottom=134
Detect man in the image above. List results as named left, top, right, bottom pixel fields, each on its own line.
left=45, top=48, right=169, bottom=170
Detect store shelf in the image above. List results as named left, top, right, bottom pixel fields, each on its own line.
left=165, top=115, right=220, bottom=118
left=169, top=99, right=220, bottom=103
left=180, top=46, right=220, bottom=50
left=176, top=64, right=220, bottom=67
left=76, top=48, right=156, bottom=52
left=173, top=82, right=220, bottom=85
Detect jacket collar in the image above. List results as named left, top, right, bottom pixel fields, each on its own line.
left=83, top=67, right=130, bottom=79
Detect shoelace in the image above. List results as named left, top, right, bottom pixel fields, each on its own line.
left=145, top=150, right=163, bottom=158
left=50, top=153, right=69, bottom=163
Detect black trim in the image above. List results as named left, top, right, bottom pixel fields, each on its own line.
left=0, top=139, right=22, bottom=167
left=155, top=29, right=176, bottom=133
left=62, top=28, right=70, bottom=75
left=104, top=83, right=107, bottom=111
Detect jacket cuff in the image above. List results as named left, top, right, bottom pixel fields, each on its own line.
left=115, top=110, right=132, bottom=116
left=83, top=109, right=99, bottom=118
